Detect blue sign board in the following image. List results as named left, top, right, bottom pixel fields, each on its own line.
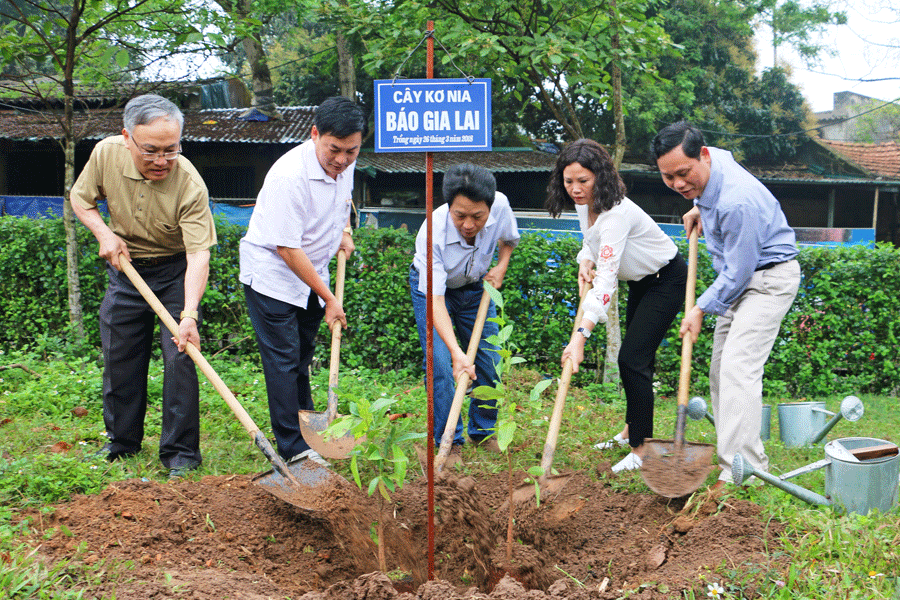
left=374, top=79, right=492, bottom=152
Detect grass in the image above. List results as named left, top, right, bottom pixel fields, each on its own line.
left=1, top=346, right=899, bottom=598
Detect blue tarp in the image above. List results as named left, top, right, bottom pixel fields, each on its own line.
left=3, top=196, right=877, bottom=248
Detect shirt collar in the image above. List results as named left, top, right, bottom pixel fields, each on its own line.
left=696, top=150, right=722, bottom=209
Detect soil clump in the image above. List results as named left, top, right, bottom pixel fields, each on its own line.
left=21, top=467, right=785, bottom=599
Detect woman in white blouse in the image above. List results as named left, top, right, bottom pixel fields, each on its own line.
left=546, top=139, right=687, bottom=473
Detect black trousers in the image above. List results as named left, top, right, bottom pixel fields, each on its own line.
left=99, top=259, right=201, bottom=469
left=244, top=284, right=325, bottom=461
left=619, top=253, right=688, bottom=447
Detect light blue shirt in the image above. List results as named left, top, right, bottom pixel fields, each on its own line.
left=413, top=192, right=520, bottom=296
left=695, top=147, right=798, bottom=316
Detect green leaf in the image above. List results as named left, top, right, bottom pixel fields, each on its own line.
left=530, top=378, right=553, bottom=402
left=497, top=421, right=516, bottom=451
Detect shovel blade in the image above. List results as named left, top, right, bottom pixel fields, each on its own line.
left=252, top=456, right=353, bottom=513
left=640, top=438, right=717, bottom=498
left=298, top=409, right=363, bottom=459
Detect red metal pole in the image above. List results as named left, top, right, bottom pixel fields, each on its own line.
left=425, top=19, right=436, bottom=582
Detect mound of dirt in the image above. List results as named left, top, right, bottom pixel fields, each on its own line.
left=22, top=467, right=785, bottom=599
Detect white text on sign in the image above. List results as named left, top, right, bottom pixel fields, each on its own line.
left=385, top=110, right=481, bottom=132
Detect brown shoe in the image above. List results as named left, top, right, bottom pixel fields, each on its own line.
left=473, top=436, right=502, bottom=454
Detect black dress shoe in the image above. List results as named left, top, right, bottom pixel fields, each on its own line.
left=167, top=461, right=200, bottom=480
left=84, top=444, right=137, bottom=462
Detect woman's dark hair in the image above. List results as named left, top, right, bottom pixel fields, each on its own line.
left=649, top=121, right=705, bottom=162
left=442, top=163, right=496, bottom=208
left=545, top=139, right=625, bottom=218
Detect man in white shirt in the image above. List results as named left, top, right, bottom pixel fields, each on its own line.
left=239, top=96, right=365, bottom=464
left=410, top=164, right=520, bottom=460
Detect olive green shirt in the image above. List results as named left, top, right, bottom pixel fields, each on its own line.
left=71, top=135, right=217, bottom=258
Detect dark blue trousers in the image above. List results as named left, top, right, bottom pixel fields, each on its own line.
left=244, top=284, right=325, bottom=461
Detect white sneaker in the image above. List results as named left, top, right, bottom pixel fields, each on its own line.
left=612, top=452, right=643, bottom=473
left=289, top=449, right=331, bottom=468
left=594, top=432, right=629, bottom=451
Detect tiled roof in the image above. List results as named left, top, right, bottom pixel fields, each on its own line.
left=355, top=148, right=558, bottom=173
left=819, top=139, right=900, bottom=179
left=0, top=106, right=316, bottom=144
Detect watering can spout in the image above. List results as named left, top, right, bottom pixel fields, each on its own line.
left=732, top=453, right=832, bottom=507
left=810, top=396, right=865, bottom=444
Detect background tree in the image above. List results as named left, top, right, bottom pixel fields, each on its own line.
left=755, top=0, right=847, bottom=67
left=0, top=0, right=226, bottom=341
left=330, top=0, right=677, bottom=145
left=214, top=0, right=282, bottom=119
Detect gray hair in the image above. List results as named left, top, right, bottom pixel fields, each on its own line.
left=123, top=94, right=184, bottom=134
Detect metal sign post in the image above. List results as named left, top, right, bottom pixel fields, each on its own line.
left=372, top=20, right=492, bottom=581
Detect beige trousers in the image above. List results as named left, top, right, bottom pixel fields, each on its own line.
left=711, top=260, right=800, bottom=483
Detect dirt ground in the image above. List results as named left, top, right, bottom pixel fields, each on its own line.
left=22, top=459, right=787, bottom=600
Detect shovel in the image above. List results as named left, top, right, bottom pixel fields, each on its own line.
left=509, top=281, right=592, bottom=504
left=297, top=250, right=360, bottom=459
left=118, top=254, right=350, bottom=514
left=434, top=288, right=492, bottom=473
left=640, top=228, right=716, bottom=498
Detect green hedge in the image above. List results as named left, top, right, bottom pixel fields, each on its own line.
left=2, top=214, right=899, bottom=397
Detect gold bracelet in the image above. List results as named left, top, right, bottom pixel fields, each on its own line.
left=343, top=226, right=353, bottom=235
left=180, top=310, right=198, bottom=321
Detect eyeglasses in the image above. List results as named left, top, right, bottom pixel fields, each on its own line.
left=130, top=135, right=181, bottom=161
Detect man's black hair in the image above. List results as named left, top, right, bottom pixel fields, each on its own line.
left=314, top=96, right=366, bottom=138
left=650, top=121, right=705, bottom=162
left=442, top=163, right=496, bottom=208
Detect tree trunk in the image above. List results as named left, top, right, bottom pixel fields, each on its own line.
left=604, top=0, right=624, bottom=387
left=63, top=94, right=84, bottom=342
left=232, top=0, right=281, bottom=120
left=377, top=494, right=387, bottom=572
left=241, top=35, right=281, bottom=119
left=603, top=291, right=621, bottom=386
left=336, top=26, right=356, bottom=99
left=506, top=452, right=514, bottom=563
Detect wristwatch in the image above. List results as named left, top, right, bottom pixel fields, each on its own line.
left=577, top=327, right=591, bottom=339
left=343, top=226, right=353, bottom=235
left=180, top=310, right=198, bottom=321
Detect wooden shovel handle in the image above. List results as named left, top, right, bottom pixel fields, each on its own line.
left=673, top=227, right=699, bottom=447
left=435, top=288, right=492, bottom=471
left=677, top=227, right=699, bottom=410
left=540, top=280, right=593, bottom=479
left=325, top=250, right=347, bottom=419
left=117, top=255, right=260, bottom=437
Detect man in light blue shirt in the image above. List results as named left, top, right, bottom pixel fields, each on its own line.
left=651, top=121, right=800, bottom=486
left=410, top=163, right=520, bottom=464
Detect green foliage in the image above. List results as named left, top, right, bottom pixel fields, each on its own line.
left=5, top=214, right=900, bottom=397
left=339, top=227, right=420, bottom=372
left=0, top=454, right=111, bottom=508
left=326, top=393, right=424, bottom=500
left=768, top=243, right=900, bottom=397
left=473, top=282, right=551, bottom=454
left=331, top=0, right=676, bottom=141
left=757, top=0, right=848, bottom=66
left=624, top=0, right=815, bottom=162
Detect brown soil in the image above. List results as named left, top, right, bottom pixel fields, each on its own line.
left=20, top=463, right=787, bottom=600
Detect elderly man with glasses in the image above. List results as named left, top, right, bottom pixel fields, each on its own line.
left=71, top=94, right=217, bottom=480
